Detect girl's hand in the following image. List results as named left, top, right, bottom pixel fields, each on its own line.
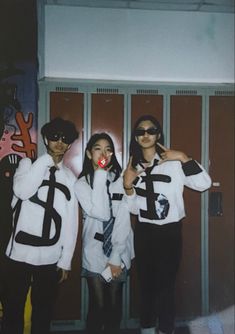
left=108, top=263, right=123, bottom=279
left=157, top=142, right=192, bottom=164
left=96, top=153, right=113, bottom=170
left=123, top=157, right=144, bottom=190
left=57, top=267, right=69, bottom=283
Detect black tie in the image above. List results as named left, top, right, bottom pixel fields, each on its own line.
left=144, top=158, right=159, bottom=174
left=42, top=166, right=57, bottom=238
left=102, top=180, right=115, bottom=257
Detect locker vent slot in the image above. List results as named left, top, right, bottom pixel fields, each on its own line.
left=214, top=90, right=235, bottom=96
left=55, top=86, right=79, bottom=92
left=175, top=90, right=198, bottom=95
left=136, top=89, right=159, bottom=95
left=96, top=88, right=119, bottom=94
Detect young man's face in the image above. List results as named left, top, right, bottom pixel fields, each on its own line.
left=46, top=135, right=70, bottom=156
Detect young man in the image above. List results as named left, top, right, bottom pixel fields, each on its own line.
left=2, top=117, right=79, bottom=334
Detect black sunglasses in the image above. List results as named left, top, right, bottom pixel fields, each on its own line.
left=46, top=133, right=70, bottom=144
left=135, top=127, right=159, bottom=137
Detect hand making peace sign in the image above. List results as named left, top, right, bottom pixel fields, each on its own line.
left=123, top=156, right=146, bottom=192
left=157, top=142, right=192, bottom=164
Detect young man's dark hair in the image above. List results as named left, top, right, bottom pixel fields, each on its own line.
left=41, top=117, right=79, bottom=145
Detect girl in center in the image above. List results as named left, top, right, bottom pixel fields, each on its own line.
left=75, top=133, right=134, bottom=334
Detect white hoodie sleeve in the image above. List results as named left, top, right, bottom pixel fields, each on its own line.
left=108, top=198, right=132, bottom=267
left=75, top=169, right=110, bottom=221
left=13, top=153, right=54, bottom=200
left=182, top=160, right=212, bottom=192
left=57, top=175, right=79, bottom=270
left=124, top=186, right=140, bottom=215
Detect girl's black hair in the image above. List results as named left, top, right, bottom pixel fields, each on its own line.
left=78, top=133, right=122, bottom=187
left=130, top=115, right=164, bottom=167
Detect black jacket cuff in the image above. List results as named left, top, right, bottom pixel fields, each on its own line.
left=182, top=160, right=202, bottom=176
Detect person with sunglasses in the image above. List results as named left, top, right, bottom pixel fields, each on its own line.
left=123, top=115, right=211, bottom=334
left=2, top=117, right=79, bottom=334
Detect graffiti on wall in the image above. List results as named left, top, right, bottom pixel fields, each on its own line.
left=0, top=83, right=37, bottom=159
left=11, top=111, right=36, bottom=158
left=0, top=82, right=37, bottom=262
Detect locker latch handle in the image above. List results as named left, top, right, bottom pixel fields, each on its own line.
left=209, top=191, right=223, bottom=217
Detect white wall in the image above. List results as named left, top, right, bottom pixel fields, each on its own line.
left=43, top=5, right=234, bottom=83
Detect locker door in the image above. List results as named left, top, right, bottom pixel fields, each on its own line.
left=130, top=94, right=164, bottom=319
left=50, top=92, right=84, bottom=176
left=170, top=95, right=203, bottom=317
left=208, top=96, right=234, bottom=312
left=50, top=92, right=84, bottom=323
left=131, top=94, right=163, bottom=126
left=91, top=93, right=124, bottom=167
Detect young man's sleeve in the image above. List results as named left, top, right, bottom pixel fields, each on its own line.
left=13, top=153, right=54, bottom=200
left=57, top=175, right=79, bottom=270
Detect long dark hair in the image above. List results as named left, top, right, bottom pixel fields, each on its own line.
left=130, top=115, right=164, bottom=167
left=78, top=133, right=122, bottom=187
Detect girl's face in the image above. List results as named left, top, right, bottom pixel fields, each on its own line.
left=135, top=120, right=160, bottom=150
left=87, top=138, right=113, bottom=169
